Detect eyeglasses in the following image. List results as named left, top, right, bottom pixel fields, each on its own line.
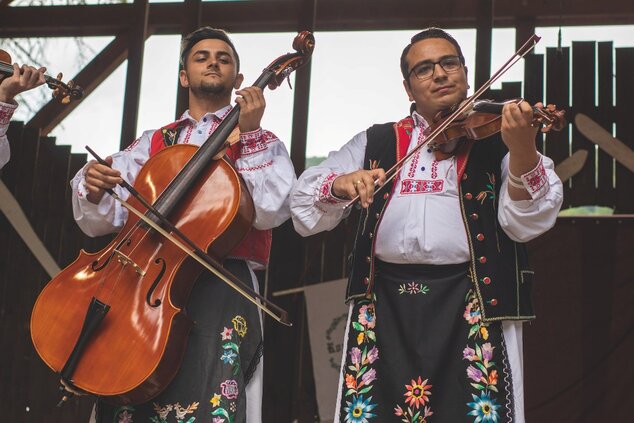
left=408, top=55, right=463, bottom=81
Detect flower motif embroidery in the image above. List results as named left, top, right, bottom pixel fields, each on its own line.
left=393, top=376, right=434, bottom=422
left=467, top=391, right=501, bottom=422
left=398, top=282, right=430, bottom=295
left=344, top=395, right=377, bottom=423
left=462, top=289, right=504, bottom=420
left=220, top=379, right=239, bottom=400
left=232, top=315, right=248, bottom=338
left=210, top=393, right=221, bottom=407
left=221, top=327, right=233, bottom=340
left=404, top=376, right=432, bottom=409
left=343, top=298, right=379, bottom=421
left=221, top=350, right=238, bottom=365
left=475, top=172, right=496, bottom=204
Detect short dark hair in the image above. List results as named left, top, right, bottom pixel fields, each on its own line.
left=400, top=27, right=465, bottom=82
left=180, top=27, right=240, bottom=72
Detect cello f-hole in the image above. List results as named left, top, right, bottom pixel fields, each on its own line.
left=91, top=237, right=132, bottom=272
left=146, top=258, right=166, bottom=307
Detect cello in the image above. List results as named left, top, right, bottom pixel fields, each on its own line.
left=30, top=31, right=314, bottom=405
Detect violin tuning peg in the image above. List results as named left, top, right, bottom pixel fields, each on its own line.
left=286, top=75, right=293, bottom=90
left=62, top=95, right=71, bottom=104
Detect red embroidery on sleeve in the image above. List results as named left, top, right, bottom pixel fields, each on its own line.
left=318, top=172, right=344, bottom=204
left=521, top=157, right=548, bottom=194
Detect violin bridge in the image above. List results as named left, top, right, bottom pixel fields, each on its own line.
left=113, top=249, right=146, bottom=276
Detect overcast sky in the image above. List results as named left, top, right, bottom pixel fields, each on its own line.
left=8, top=25, right=634, bottom=161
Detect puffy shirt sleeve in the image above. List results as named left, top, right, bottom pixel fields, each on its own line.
left=234, top=128, right=296, bottom=230
left=290, top=130, right=367, bottom=237
left=70, top=131, right=153, bottom=237
left=498, top=153, right=564, bottom=242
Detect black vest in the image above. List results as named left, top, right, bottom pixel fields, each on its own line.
left=346, top=120, right=536, bottom=322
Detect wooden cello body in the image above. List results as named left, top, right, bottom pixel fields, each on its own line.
left=31, top=146, right=253, bottom=404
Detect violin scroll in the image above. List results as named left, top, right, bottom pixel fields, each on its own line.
left=49, top=72, right=84, bottom=104
left=533, top=103, right=566, bottom=133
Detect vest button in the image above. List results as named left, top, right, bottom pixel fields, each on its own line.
left=462, top=173, right=468, bottom=181
left=488, top=298, right=498, bottom=306
left=482, top=276, right=491, bottom=285
left=470, top=213, right=479, bottom=221
left=363, top=277, right=370, bottom=285
left=375, top=213, right=380, bottom=219
left=479, top=256, right=487, bottom=264
left=476, top=233, right=485, bottom=241
left=464, top=192, right=473, bottom=200
left=368, top=232, right=373, bottom=239
left=383, top=192, right=390, bottom=200
left=365, top=256, right=371, bottom=263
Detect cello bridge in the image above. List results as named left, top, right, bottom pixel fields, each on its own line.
left=113, top=249, right=146, bottom=276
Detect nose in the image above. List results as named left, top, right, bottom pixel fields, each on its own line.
left=432, top=62, right=448, bottom=80
left=207, top=58, right=219, bottom=69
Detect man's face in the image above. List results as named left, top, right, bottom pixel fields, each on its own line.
left=403, top=38, right=469, bottom=122
left=179, top=38, right=243, bottom=97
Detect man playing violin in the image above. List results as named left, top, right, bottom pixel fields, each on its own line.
left=69, top=27, right=295, bottom=422
left=291, top=28, right=562, bottom=422
left=0, top=63, right=46, bottom=169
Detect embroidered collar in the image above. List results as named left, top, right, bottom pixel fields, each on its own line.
left=179, top=104, right=233, bottom=126
left=411, top=110, right=430, bottom=132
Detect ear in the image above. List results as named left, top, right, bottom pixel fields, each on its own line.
left=179, top=69, right=189, bottom=88
left=403, top=79, right=414, bottom=102
left=234, top=73, right=244, bottom=90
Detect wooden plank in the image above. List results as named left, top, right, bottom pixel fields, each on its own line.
left=524, top=53, right=545, bottom=153
left=120, top=0, right=150, bottom=150
left=27, top=34, right=131, bottom=136
left=1, top=2, right=633, bottom=38
left=615, top=48, right=634, bottom=213
left=596, top=42, right=616, bottom=207
left=569, top=41, right=597, bottom=207
left=474, top=0, right=493, bottom=91
left=545, top=46, right=571, bottom=207
left=289, top=0, right=316, bottom=175
left=175, top=0, right=202, bottom=120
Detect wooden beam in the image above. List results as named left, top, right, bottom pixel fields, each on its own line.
left=475, top=0, right=494, bottom=90
left=1, top=1, right=632, bottom=38
left=289, top=0, right=317, bottom=176
left=26, top=34, right=131, bottom=135
left=120, top=0, right=149, bottom=150
left=175, top=0, right=202, bottom=120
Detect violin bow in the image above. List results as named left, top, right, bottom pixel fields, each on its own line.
left=344, top=34, right=541, bottom=210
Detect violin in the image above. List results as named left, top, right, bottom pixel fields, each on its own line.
left=0, top=49, right=83, bottom=103
left=30, top=31, right=314, bottom=406
left=426, top=98, right=566, bottom=159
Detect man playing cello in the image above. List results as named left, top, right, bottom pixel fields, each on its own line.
left=69, top=27, right=295, bottom=422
